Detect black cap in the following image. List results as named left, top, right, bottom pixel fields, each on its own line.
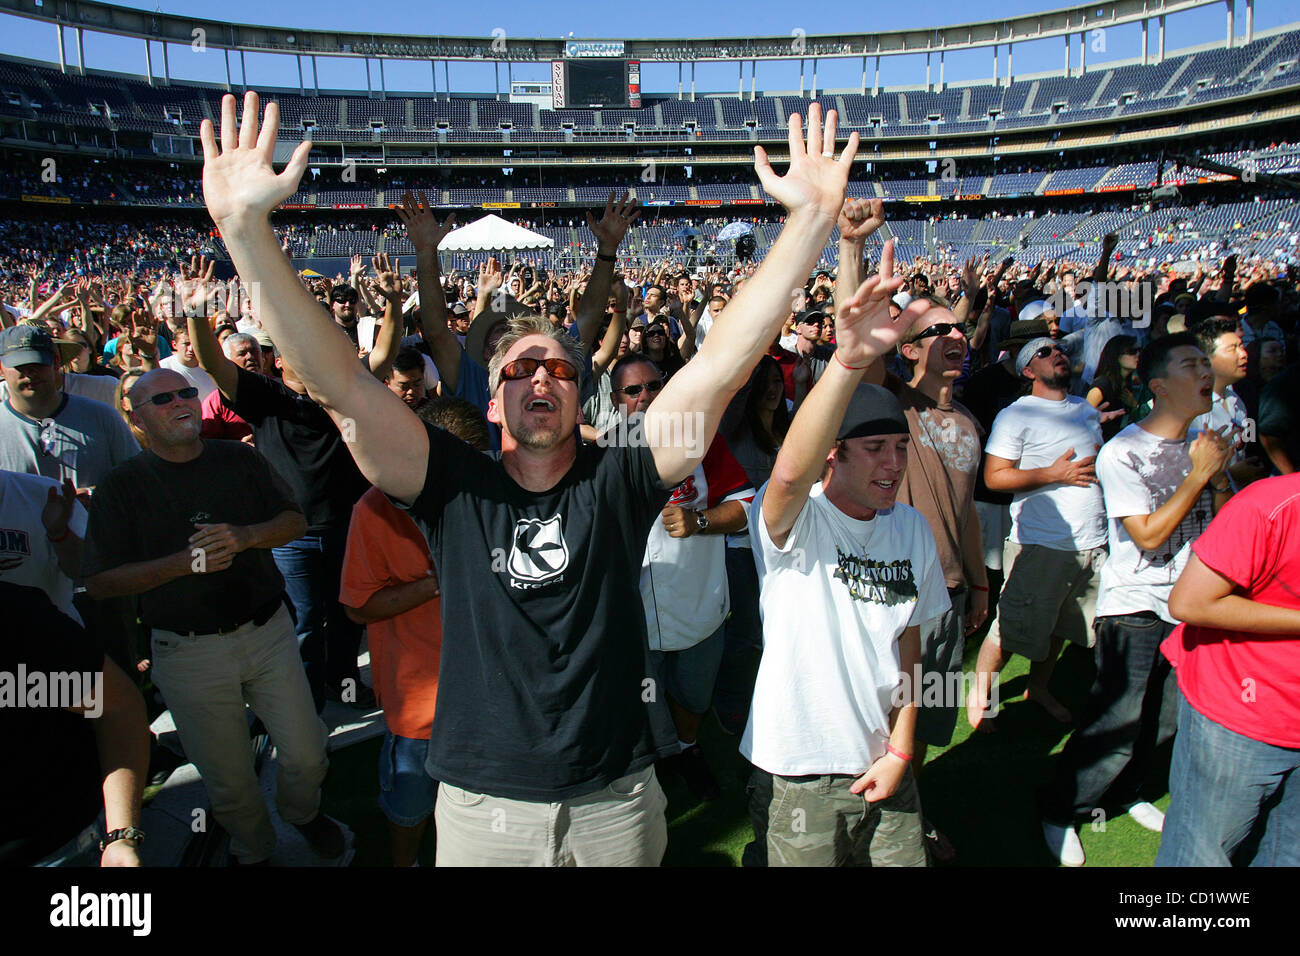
left=796, top=307, right=826, bottom=325
left=837, top=384, right=908, bottom=441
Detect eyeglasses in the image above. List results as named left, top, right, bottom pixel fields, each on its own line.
left=614, top=379, right=664, bottom=398
left=801, top=318, right=824, bottom=327
left=142, top=386, right=200, bottom=406
left=499, top=357, right=579, bottom=382
left=1032, top=344, right=1063, bottom=361
left=913, top=323, right=966, bottom=342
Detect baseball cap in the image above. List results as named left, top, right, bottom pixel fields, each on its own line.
left=836, top=384, right=908, bottom=441
left=796, top=307, right=826, bottom=325
left=891, top=292, right=914, bottom=312
left=450, top=301, right=470, bottom=317
left=1018, top=299, right=1049, bottom=323
left=251, top=330, right=274, bottom=351
left=0, top=325, right=56, bottom=366
left=1016, top=337, right=1058, bottom=376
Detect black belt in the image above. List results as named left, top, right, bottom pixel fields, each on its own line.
left=161, top=596, right=285, bottom=638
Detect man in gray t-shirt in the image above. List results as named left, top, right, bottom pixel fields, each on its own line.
left=0, top=326, right=140, bottom=492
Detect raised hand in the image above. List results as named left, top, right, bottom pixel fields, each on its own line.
left=832, top=239, right=919, bottom=368
left=477, top=257, right=504, bottom=299
left=586, top=191, right=641, bottom=253
left=371, top=253, right=403, bottom=301
left=41, top=478, right=78, bottom=539
left=753, top=102, right=858, bottom=221
left=396, top=191, right=455, bottom=253
left=199, top=91, right=312, bottom=228
left=837, top=197, right=885, bottom=245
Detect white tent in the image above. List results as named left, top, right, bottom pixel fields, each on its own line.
left=438, top=214, right=555, bottom=253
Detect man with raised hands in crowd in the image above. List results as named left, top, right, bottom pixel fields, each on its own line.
left=200, top=91, right=862, bottom=866
left=743, top=238, right=949, bottom=867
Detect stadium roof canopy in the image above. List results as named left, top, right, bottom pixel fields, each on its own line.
left=0, top=0, right=1247, bottom=62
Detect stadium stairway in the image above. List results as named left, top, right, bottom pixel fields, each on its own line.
left=959, top=88, right=971, bottom=121
left=1023, top=81, right=1042, bottom=115
left=1240, top=36, right=1282, bottom=82
left=1157, top=58, right=1193, bottom=99
left=1087, top=71, right=1113, bottom=108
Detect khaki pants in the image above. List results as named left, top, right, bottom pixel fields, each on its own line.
left=767, top=765, right=927, bottom=867
left=150, top=606, right=329, bottom=863
left=434, top=765, right=667, bottom=866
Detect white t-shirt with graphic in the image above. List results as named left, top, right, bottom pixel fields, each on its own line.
left=741, top=482, right=950, bottom=776
left=1095, top=423, right=1216, bottom=624
left=0, top=470, right=88, bottom=624
left=985, top=394, right=1107, bottom=551
left=1190, top=385, right=1250, bottom=479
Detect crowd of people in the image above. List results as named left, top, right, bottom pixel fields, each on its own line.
left=2, top=94, right=1297, bottom=869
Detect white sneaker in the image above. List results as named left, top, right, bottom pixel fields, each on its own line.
left=1128, top=801, right=1165, bottom=833
left=1042, top=821, right=1086, bottom=867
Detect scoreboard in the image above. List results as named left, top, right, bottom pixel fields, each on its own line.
left=552, top=41, right=640, bottom=109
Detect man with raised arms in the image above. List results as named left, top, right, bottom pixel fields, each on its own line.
left=200, top=91, right=859, bottom=866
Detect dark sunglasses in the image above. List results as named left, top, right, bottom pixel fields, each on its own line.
left=499, top=357, right=579, bottom=382
left=643, top=327, right=668, bottom=338
left=331, top=293, right=358, bottom=304
left=142, top=386, right=199, bottom=406
left=1032, top=344, right=1064, bottom=361
left=913, top=323, right=966, bottom=341
left=614, top=379, right=664, bottom=398
left=801, top=318, right=824, bottom=327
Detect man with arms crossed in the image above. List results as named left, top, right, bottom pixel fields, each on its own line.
left=201, top=91, right=861, bottom=865
left=743, top=240, right=950, bottom=866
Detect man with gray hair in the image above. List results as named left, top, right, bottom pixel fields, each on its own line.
left=199, top=332, right=260, bottom=442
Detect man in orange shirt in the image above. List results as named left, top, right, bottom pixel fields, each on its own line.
left=340, top=397, right=490, bottom=866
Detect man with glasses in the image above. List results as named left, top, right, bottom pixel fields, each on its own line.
left=786, top=307, right=835, bottom=404
left=609, top=353, right=754, bottom=803
left=968, top=336, right=1110, bottom=734
left=200, top=91, right=860, bottom=865
left=328, top=285, right=361, bottom=347
left=81, top=367, right=343, bottom=866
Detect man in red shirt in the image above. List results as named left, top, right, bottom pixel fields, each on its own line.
left=1157, top=472, right=1300, bottom=866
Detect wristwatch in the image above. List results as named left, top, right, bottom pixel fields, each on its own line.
left=100, top=826, right=145, bottom=852
left=694, top=510, right=709, bottom=533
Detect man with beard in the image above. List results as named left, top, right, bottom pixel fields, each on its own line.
left=967, top=337, right=1110, bottom=732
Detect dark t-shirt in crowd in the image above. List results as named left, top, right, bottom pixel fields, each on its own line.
left=959, top=359, right=1026, bottom=505
left=0, top=582, right=102, bottom=864
left=405, top=422, right=677, bottom=801
left=225, top=366, right=370, bottom=533
left=81, top=441, right=301, bottom=633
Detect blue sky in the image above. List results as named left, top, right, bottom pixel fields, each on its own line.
left=1, top=0, right=1295, bottom=95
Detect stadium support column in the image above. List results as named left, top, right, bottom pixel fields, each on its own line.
left=1064, top=35, right=1070, bottom=75
left=1006, top=45, right=1012, bottom=84
left=145, top=41, right=153, bottom=87
left=494, top=61, right=500, bottom=99
left=1159, top=15, right=1166, bottom=62
left=76, top=27, right=85, bottom=76
left=940, top=50, right=946, bottom=89
left=926, top=53, right=931, bottom=91
left=1247, top=0, right=1254, bottom=42
left=366, top=59, right=372, bottom=96
left=431, top=60, right=437, bottom=99
left=508, top=61, right=513, bottom=92
left=799, top=59, right=805, bottom=97
left=224, top=48, right=232, bottom=91
left=380, top=59, right=386, bottom=97
left=1080, top=31, right=1086, bottom=74
left=163, top=43, right=170, bottom=84
left=812, top=59, right=818, bottom=98
left=738, top=60, right=743, bottom=97
left=678, top=63, right=682, bottom=100
left=1142, top=19, right=1149, bottom=66
left=298, top=55, right=304, bottom=96
left=1226, top=0, right=1234, bottom=48
left=56, top=24, right=64, bottom=73
left=861, top=55, right=867, bottom=95
left=690, top=61, right=695, bottom=101
left=240, top=50, right=247, bottom=92
left=874, top=56, right=880, bottom=96
left=992, top=44, right=998, bottom=86
left=313, top=56, right=319, bottom=95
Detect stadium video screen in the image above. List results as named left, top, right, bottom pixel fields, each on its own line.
left=566, top=59, right=627, bottom=107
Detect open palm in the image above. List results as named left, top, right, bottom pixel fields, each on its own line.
left=834, top=239, right=926, bottom=367
left=754, top=102, right=859, bottom=220
left=397, top=191, right=456, bottom=252
left=200, top=92, right=311, bottom=227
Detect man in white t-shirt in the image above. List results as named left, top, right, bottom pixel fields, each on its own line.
left=160, top=327, right=219, bottom=403
left=968, top=336, right=1110, bottom=729
left=1190, top=318, right=1262, bottom=489
left=1039, top=332, right=1234, bottom=866
left=0, top=469, right=86, bottom=624
left=742, top=240, right=949, bottom=867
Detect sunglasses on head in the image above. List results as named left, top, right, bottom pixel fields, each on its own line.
left=499, top=357, right=579, bottom=382
left=614, top=378, right=664, bottom=398
left=142, top=386, right=200, bottom=406
left=913, top=323, right=966, bottom=341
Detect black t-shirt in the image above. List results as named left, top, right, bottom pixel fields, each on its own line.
left=0, top=582, right=102, bottom=865
left=81, top=441, right=300, bottom=633
left=407, top=422, right=677, bottom=801
left=960, top=360, right=1026, bottom=505
left=225, top=367, right=370, bottom=533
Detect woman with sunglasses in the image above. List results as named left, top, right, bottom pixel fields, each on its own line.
left=1086, top=334, right=1142, bottom=442
left=636, top=319, right=685, bottom=381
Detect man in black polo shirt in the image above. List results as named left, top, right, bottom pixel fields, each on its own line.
left=82, top=368, right=341, bottom=865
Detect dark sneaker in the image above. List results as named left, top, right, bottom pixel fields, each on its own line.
left=292, top=814, right=345, bottom=858
left=678, top=743, right=721, bottom=802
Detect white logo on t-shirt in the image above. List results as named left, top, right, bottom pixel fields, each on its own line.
left=507, top=514, right=570, bottom=588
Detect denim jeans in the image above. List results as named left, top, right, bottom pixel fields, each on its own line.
left=1155, top=693, right=1300, bottom=867
left=1040, top=612, right=1179, bottom=824
left=712, top=546, right=763, bottom=720
left=273, top=528, right=362, bottom=710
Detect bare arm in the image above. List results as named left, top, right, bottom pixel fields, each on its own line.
left=591, top=283, right=628, bottom=376
left=1168, top=553, right=1300, bottom=634
left=396, top=192, right=460, bottom=392
left=577, top=192, right=639, bottom=352
left=364, top=253, right=404, bottom=380
left=764, top=240, right=917, bottom=545
left=344, top=574, right=441, bottom=625
left=648, top=105, right=861, bottom=487
left=984, top=450, right=1096, bottom=494
left=201, top=92, right=428, bottom=503
left=1120, top=431, right=1233, bottom=551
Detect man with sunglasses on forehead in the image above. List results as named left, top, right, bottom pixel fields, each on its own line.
left=199, top=91, right=861, bottom=865
left=968, top=336, right=1111, bottom=736
left=80, top=368, right=344, bottom=866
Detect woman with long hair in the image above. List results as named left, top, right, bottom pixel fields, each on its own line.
left=637, top=318, right=685, bottom=381
left=1087, top=333, right=1141, bottom=441
left=114, top=368, right=149, bottom=449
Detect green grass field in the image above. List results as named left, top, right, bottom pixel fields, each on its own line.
left=321, top=640, right=1172, bottom=867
